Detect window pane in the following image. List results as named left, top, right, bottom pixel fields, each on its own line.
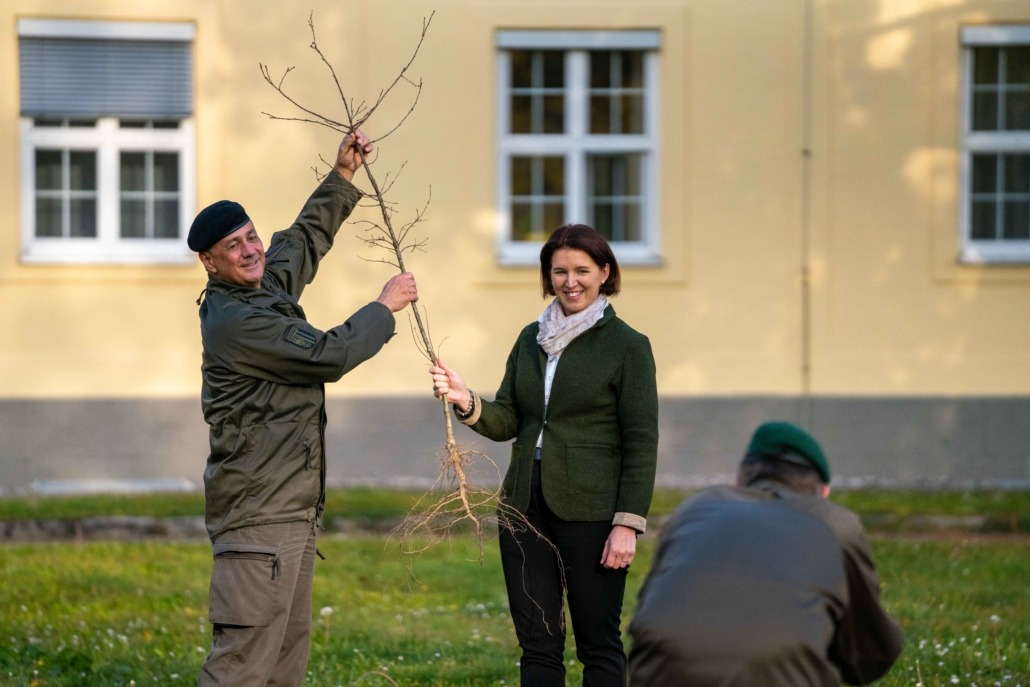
left=153, top=153, right=179, bottom=191
left=511, top=157, right=533, bottom=195
left=69, top=198, right=97, bottom=238
left=543, top=157, right=564, bottom=195
left=589, top=154, right=642, bottom=241
left=589, top=52, right=615, bottom=134
left=592, top=203, right=641, bottom=242
left=589, top=51, right=645, bottom=135
left=541, top=51, right=564, bottom=88
left=971, top=200, right=997, bottom=240
left=511, top=202, right=533, bottom=241
left=1004, top=46, right=1030, bottom=84
left=35, top=150, right=63, bottom=190
left=511, top=95, right=532, bottom=134
left=1003, top=154, right=1030, bottom=193
left=621, top=94, right=645, bottom=134
left=593, top=204, right=614, bottom=239
left=35, top=198, right=63, bottom=238
left=511, top=50, right=532, bottom=88
left=69, top=152, right=96, bottom=190
left=120, top=120, right=178, bottom=130
left=510, top=202, right=565, bottom=242
left=154, top=199, right=180, bottom=239
left=974, top=47, right=999, bottom=84
left=121, top=199, right=146, bottom=238
left=590, top=154, right=642, bottom=195
left=972, top=154, right=997, bottom=194
left=543, top=203, right=564, bottom=236
left=510, top=50, right=565, bottom=135
left=510, top=156, right=564, bottom=242
left=972, top=91, right=999, bottom=131
left=121, top=152, right=146, bottom=191
left=511, top=156, right=564, bottom=194
left=590, top=52, right=611, bottom=89
left=590, top=96, right=611, bottom=135
left=1004, top=91, right=1030, bottom=130
left=623, top=204, right=643, bottom=241
left=543, top=95, right=564, bottom=134
left=1003, top=200, right=1030, bottom=239
left=621, top=51, right=644, bottom=89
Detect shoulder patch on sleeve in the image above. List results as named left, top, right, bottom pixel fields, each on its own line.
left=284, top=325, right=317, bottom=349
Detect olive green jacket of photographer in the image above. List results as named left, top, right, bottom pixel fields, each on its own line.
left=460, top=306, right=659, bottom=532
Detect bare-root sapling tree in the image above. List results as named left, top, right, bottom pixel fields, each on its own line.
left=259, top=12, right=549, bottom=565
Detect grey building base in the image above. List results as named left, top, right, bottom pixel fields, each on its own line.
left=1, top=396, right=1028, bottom=496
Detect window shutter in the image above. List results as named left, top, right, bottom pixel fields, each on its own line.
left=19, top=37, right=192, bottom=118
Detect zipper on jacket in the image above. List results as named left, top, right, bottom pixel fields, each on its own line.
left=304, top=440, right=314, bottom=470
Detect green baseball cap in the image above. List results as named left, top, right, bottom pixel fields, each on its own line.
left=746, top=421, right=831, bottom=483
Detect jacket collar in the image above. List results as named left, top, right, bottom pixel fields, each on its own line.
left=749, top=478, right=809, bottom=500
left=200, top=275, right=304, bottom=317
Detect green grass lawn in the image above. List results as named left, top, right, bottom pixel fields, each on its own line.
left=2, top=528, right=1027, bottom=686
left=2, top=487, right=1029, bottom=533
left=1, top=488, right=1028, bottom=685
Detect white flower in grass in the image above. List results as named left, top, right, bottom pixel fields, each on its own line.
left=320, top=606, right=334, bottom=618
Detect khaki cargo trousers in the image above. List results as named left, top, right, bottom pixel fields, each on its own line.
left=198, top=520, right=318, bottom=687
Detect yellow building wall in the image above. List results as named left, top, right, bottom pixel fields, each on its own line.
left=1, top=0, right=1029, bottom=402
left=809, top=0, right=1030, bottom=395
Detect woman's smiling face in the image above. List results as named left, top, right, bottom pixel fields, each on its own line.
left=549, top=248, right=610, bottom=315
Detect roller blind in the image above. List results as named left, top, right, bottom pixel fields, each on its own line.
left=19, top=37, right=193, bottom=118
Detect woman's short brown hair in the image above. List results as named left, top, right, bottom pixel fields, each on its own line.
left=539, top=224, right=622, bottom=298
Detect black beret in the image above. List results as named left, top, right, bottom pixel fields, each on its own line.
left=188, top=200, right=251, bottom=252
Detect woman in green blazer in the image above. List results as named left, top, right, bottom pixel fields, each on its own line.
left=431, top=224, right=659, bottom=687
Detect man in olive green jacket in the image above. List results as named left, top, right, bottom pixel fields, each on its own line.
left=191, top=131, right=418, bottom=687
left=629, top=422, right=904, bottom=687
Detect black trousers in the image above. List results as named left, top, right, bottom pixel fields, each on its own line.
left=499, top=460, right=628, bottom=687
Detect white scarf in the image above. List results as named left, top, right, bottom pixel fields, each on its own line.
left=536, top=295, right=608, bottom=358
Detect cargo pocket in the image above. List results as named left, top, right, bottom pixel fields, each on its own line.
left=208, top=542, right=281, bottom=626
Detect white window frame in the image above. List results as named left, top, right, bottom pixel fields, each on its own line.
left=959, top=25, right=1030, bottom=264
left=495, top=30, right=661, bottom=267
left=18, top=19, right=196, bottom=265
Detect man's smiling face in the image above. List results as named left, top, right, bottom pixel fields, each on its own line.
left=199, top=222, right=265, bottom=288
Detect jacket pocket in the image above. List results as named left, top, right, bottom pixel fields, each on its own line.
left=242, top=419, right=316, bottom=499
left=208, top=542, right=281, bottom=626
left=501, top=443, right=524, bottom=498
left=255, top=440, right=311, bottom=488
left=565, top=443, right=619, bottom=495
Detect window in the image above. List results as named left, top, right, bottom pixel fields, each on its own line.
left=960, top=26, right=1030, bottom=264
left=496, top=31, right=661, bottom=266
left=18, top=19, right=195, bottom=264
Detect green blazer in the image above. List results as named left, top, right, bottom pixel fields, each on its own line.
left=465, top=305, right=659, bottom=530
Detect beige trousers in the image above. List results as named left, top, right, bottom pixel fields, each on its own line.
left=198, top=520, right=317, bottom=687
